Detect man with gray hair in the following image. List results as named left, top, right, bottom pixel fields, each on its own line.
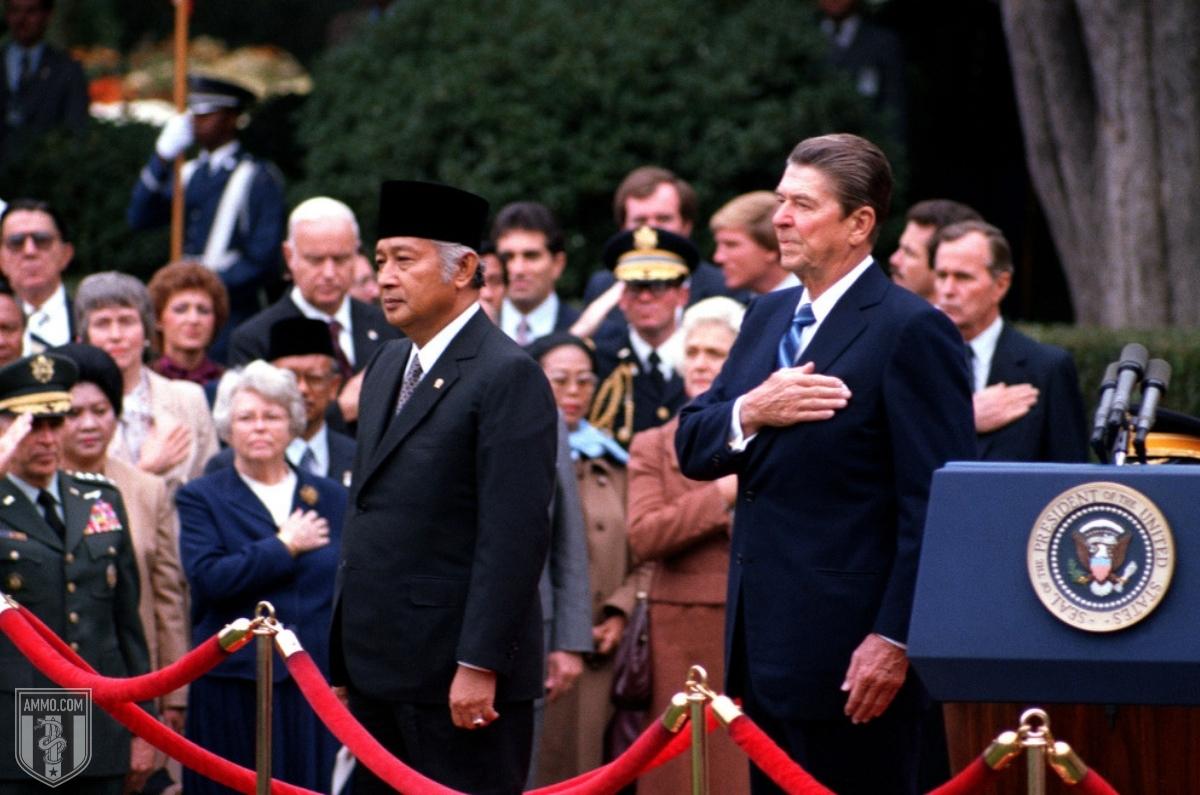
left=933, top=220, right=1087, bottom=461
left=229, top=196, right=399, bottom=428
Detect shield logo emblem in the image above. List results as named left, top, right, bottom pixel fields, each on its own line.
left=14, top=688, right=92, bottom=786
left=1089, top=556, right=1112, bottom=582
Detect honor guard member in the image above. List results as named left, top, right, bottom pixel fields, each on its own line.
left=127, top=74, right=286, bottom=361
left=0, top=353, right=155, bottom=794
left=589, top=226, right=694, bottom=447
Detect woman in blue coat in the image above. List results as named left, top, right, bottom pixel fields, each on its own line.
left=177, top=360, right=343, bottom=794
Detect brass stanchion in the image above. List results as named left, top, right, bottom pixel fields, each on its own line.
left=685, top=665, right=711, bottom=795
left=1018, top=708, right=1052, bottom=795
left=254, top=601, right=280, bottom=795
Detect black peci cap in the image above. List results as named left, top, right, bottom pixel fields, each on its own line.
left=52, top=344, right=122, bottom=418
left=0, top=353, right=78, bottom=417
left=376, top=180, right=489, bottom=249
left=267, top=317, right=336, bottom=361
left=603, top=225, right=697, bottom=282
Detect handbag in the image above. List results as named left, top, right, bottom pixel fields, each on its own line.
left=609, top=590, right=651, bottom=709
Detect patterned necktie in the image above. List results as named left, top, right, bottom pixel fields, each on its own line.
left=515, top=317, right=531, bottom=346
left=392, top=355, right=424, bottom=417
left=37, top=491, right=66, bottom=542
left=299, top=445, right=319, bottom=475
left=328, top=320, right=353, bottom=379
left=776, top=303, right=817, bottom=369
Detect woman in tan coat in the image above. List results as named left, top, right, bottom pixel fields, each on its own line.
left=530, top=332, right=652, bottom=785
left=627, top=297, right=749, bottom=795
left=74, top=272, right=218, bottom=497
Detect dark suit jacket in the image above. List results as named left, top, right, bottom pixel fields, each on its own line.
left=176, top=467, right=346, bottom=681
left=978, top=323, right=1088, bottom=463
left=203, top=427, right=356, bottom=487
left=675, top=265, right=976, bottom=719
left=331, top=309, right=557, bottom=704
left=0, top=472, right=150, bottom=779
left=226, top=294, right=400, bottom=370
left=0, top=44, right=88, bottom=159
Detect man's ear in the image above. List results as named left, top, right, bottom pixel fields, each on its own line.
left=845, top=206, right=877, bottom=248
left=994, top=270, right=1012, bottom=301
left=454, top=252, right=480, bottom=289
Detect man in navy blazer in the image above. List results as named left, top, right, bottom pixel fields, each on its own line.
left=676, top=134, right=975, bottom=794
left=331, top=181, right=556, bottom=795
left=932, top=220, right=1088, bottom=462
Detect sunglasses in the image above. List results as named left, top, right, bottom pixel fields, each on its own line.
left=4, top=232, right=58, bottom=252
left=624, top=280, right=680, bottom=298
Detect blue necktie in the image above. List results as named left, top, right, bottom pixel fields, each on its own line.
left=776, top=303, right=816, bottom=369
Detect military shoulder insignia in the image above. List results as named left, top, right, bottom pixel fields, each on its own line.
left=1027, top=481, right=1174, bottom=633
left=30, top=355, right=54, bottom=384
left=83, top=500, right=123, bottom=536
left=299, top=485, right=319, bottom=506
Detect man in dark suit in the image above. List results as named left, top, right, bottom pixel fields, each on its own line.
left=589, top=226, right=692, bottom=448
left=933, top=219, right=1088, bottom=462
left=206, top=317, right=356, bottom=486
left=0, top=352, right=154, bottom=794
left=676, top=134, right=975, bottom=794
left=490, top=201, right=579, bottom=344
left=0, top=0, right=88, bottom=162
left=0, top=199, right=74, bottom=353
left=331, top=180, right=556, bottom=794
left=228, top=196, right=400, bottom=431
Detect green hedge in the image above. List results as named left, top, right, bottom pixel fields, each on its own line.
left=1021, top=324, right=1200, bottom=420
left=295, top=0, right=892, bottom=297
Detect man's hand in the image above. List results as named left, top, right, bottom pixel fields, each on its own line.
left=161, top=706, right=186, bottom=734
left=974, top=382, right=1039, bottom=434
left=337, top=370, right=365, bottom=424
left=138, top=421, right=191, bottom=476
left=0, top=413, right=32, bottom=476
left=570, top=281, right=624, bottom=339
left=592, top=614, right=627, bottom=656
left=739, top=362, right=851, bottom=437
left=544, top=650, right=584, bottom=703
left=841, top=633, right=908, bottom=725
left=124, top=736, right=158, bottom=793
left=449, top=665, right=499, bottom=730
left=332, top=685, right=349, bottom=708
left=715, top=474, right=738, bottom=509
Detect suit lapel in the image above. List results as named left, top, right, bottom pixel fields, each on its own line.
left=358, top=341, right=411, bottom=462
left=986, top=323, right=1025, bottom=386
left=227, top=470, right=279, bottom=532
left=747, top=289, right=803, bottom=383
left=798, top=265, right=887, bottom=373
left=0, top=480, right=60, bottom=551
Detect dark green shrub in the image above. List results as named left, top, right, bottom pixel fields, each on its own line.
left=296, top=0, right=890, bottom=296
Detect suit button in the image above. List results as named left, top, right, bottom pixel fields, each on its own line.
left=711, top=455, right=721, bottom=466
left=66, top=582, right=76, bottom=593
left=106, top=546, right=116, bottom=556
left=64, top=553, right=75, bottom=564
left=68, top=612, right=79, bottom=624
left=744, top=490, right=755, bottom=502
left=8, top=550, right=17, bottom=560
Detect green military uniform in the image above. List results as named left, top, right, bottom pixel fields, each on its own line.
left=0, top=354, right=151, bottom=792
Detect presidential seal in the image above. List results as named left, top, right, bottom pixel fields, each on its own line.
left=1028, top=482, right=1174, bottom=633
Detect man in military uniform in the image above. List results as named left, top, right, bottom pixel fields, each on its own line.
left=0, top=352, right=154, bottom=794
left=126, top=74, right=286, bottom=360
left=589, top=226, right=694, bottom=447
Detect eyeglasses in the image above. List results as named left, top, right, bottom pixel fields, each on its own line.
left=286, top=369, right=338, bottom=388
left=4, top=232, right=58, bottom=252
left=624, top=281, right=678, bottom=298
left=545, top=371, right=598, bottom=390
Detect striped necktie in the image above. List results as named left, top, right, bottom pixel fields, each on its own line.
left=776, top=303, right=816, bottom=369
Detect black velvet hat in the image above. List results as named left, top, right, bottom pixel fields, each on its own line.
left=0, top=353, right=78, bottom=417
left=602, top=225, right=697, bottom=282
left=52, top=344, right=123, bottom=418
left=376, top=180, right=489, bottom=249
left=187, top=74, right=257, bottom=114
left=267, top=317, right=336, bottom=361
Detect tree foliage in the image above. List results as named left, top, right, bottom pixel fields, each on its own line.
left=296, top=0, right=887, bottom=295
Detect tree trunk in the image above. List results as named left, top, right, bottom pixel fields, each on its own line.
left=1001, top=0, right=1200, bottom=327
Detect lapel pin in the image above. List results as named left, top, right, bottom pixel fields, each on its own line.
left=367, top=329, right=379, bottom=341
left=434, top=378, right=444, bottom=389
left=299, top=485, right=319, bottom=506
left=2, top=495, right=13, bottom=506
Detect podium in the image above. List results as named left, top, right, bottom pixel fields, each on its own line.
left=910, top=463, right=1200, bottom=793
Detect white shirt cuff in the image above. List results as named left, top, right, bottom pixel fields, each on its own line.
left=874, top=633, right=907, bottom=650
left=728, top=395, right=757, bottom=452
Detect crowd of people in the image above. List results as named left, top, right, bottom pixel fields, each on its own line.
left=0, top=56, right=1097, bottom=795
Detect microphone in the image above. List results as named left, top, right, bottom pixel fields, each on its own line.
left=1089, top=362, right=1120, bottom=459
left=1105, top=343, right=1148, bottom=431
left=1133, top=358, right=1171, bottom=461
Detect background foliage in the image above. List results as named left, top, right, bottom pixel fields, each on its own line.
left=294, top=0, right=891, bottom=297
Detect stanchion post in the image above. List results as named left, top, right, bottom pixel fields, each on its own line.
left=1019, top=708, right=1051, bottom=795
left=686, top=665, right=710, bottom=795
left=254, top=601, right=278, bottom=795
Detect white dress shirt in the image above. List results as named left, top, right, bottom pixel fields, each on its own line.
left=287, top=423, right=329, bottom=477
left=291, top=287, right=355, bottom=367
left=627, top=329, right=678, bottom=380
left=965, top=316, right=1003, bottom=394
left=404, top=302, right=481, bottom=380
left=23, top=282, right=71, bottom=354
left=237, top=469, right=298, bottom=527
left=499, top=293, right=560, bottom=343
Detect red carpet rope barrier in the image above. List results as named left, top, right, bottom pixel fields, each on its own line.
left=0, top=607, right=228, bottom=704
left=1076, top=769, right=1120, bottom=795
left=926, top=756, right=1002, bottom=795
left=5, top=604, right=319, bottom=795
left=725, top=714, right=835, bottom=795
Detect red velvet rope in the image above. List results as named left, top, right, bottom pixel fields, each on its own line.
left=925, top=756, right=1002, bottom=795
left=7, top=606, right=319, bottom=795
left=726, top=714, right=835, bottom=795
left=0, top=608, right=227, bottom=704
left=1075, top=769, right=1120, bottom=795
